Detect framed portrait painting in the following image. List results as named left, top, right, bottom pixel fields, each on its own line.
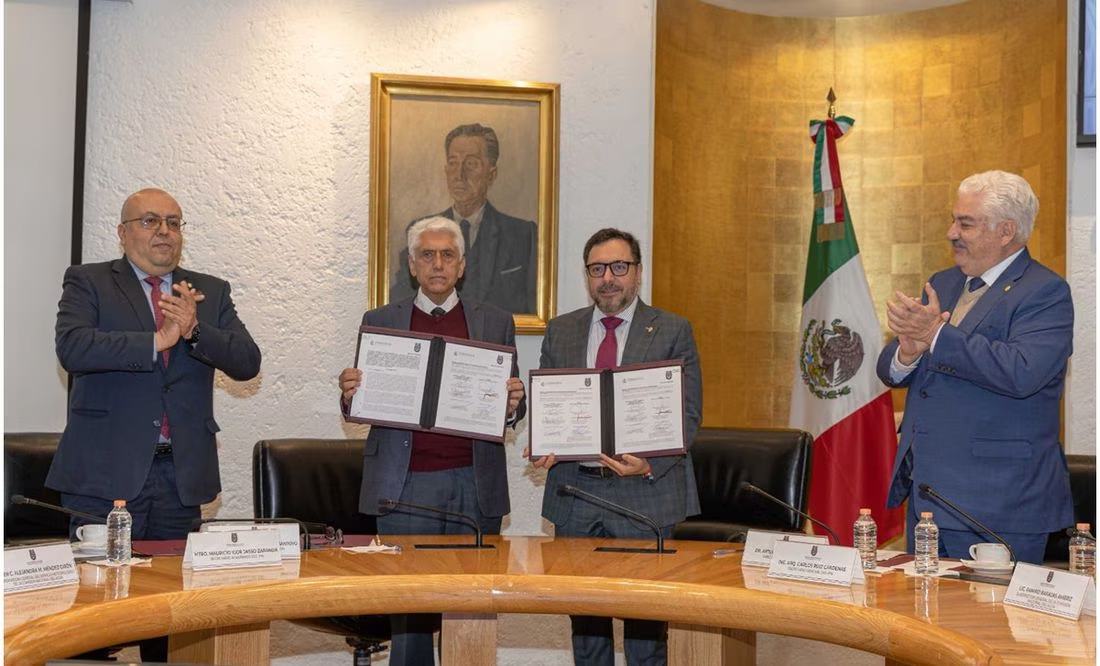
left=369, top=73, right=560, bottom=334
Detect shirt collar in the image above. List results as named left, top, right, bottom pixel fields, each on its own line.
left=415, top=288, right=461, bottom=315
left=976, top=247, right=1025, bottom=289
left=592, top=296, right=639, bottom=327
left=127, top=258, right=172, bottom=285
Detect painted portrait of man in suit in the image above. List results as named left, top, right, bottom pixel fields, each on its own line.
left=389, top=122, right=538, bottom=314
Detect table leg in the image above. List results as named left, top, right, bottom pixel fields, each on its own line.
left=169, top=622, right=270, bottom=665
left=669, top=622, right=755, bottom=665
left=442, top=612, right=497, bottom=665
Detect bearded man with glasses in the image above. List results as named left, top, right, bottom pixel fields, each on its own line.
left=526, top=227, right=703, bottom=666
left=49, top=187, right=261, bottom=661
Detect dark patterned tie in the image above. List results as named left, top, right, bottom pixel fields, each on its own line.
left=595, top=317, right=624, bottom=369
left=145, top=276, right=171, bottom=441
left=431, top=307, right=446, bottom=319
left=967, top=277, right=986, bottom=292
left=459, top=219, right=471, bottom=250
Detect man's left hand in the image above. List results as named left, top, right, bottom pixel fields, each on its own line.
left=599, top=453, right=651, bottom=477
left=160, top=280, right=204, bottom=339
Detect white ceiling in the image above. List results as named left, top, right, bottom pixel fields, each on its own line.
left=699, top=0, right=971, bottom=18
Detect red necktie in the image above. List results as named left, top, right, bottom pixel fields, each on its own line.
left=595, top=316, right=623, bottom=369
left=145, top=277, right=171, bottom=440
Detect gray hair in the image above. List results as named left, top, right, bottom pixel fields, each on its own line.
left=407, top=216, right=465, bottom=259
left=958, top=170, right=1038, bottom=243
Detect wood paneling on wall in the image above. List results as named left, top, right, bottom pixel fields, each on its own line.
left=653, top=0, right=1067, bottom=427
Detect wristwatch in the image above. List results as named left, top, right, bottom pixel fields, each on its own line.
left=186, top=323, right=201, bottom=346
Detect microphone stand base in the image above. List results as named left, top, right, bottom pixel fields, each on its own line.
left=594, top=547, right=676, bottom=554
left=414, top=544, right=496, bottom=549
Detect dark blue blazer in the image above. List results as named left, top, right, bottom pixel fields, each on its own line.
left=876, top=249, right=1074, bottom=534
left=48, top=257, right=261, bottom=505
left=354, top=297, right=525, bottom=518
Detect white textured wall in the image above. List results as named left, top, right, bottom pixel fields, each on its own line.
left=83, top=1, right=655, bottom=662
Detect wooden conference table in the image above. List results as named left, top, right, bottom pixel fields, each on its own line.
left=4, top=535, right=1095, bottom=665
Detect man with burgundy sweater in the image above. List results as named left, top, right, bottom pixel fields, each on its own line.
left=339, top=216, right=526, bottom=665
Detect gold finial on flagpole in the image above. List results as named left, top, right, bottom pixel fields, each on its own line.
left=827, top=88, right=837, bottom=119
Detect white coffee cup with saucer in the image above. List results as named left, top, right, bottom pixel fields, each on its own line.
left=75, top=523, right=108, bottom=553
left=963, top=542, right=1013, bottom=574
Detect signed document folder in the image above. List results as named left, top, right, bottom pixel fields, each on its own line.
left=528, top=360, right=686, bottom=460
left=346, top=326, right=515, bottom=442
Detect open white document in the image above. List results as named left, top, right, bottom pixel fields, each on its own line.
left=347, top=326, right=515, bottom=442
left=528, top=360, right=686, bottom=460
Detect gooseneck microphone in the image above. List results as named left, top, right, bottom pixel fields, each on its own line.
left=557, top=484, right=675, bottom=554
left=10, top=494, right=106, bottom=524
left=918, top=483, right=1017, bottom=566
left=739, top=482, right=841, bottom=545
left=379, top=499, right=493, bottom=549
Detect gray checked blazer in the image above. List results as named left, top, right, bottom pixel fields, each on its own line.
left=538, top=300, right=702, bottom=528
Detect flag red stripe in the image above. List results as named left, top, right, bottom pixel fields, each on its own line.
left=825, top=120, right=845, bottom=224
left=806, top=392, right=903, bottom=546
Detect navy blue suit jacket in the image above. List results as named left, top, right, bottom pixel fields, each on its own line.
left=538, top=301, right=703, bottom=528
left=48, top=257, right=261, bottom=505
left=354, top=297, right=525, bottom=518
left=876, top=249, right=1073, bottom=534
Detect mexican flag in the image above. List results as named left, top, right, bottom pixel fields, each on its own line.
left=788, top=114, right=903, bottom=547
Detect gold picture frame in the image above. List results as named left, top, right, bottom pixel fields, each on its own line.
left=369, top=73, right=559, bottom=334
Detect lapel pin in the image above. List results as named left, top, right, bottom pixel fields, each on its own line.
left=645, top=326, right=655, bottom=334
left=1003, top=285, right=1012, bottom=292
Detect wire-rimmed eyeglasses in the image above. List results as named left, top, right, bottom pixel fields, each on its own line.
left=123, top=214, right=186, bottom=232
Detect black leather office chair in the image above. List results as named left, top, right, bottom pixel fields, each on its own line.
left=674, top=426, right=814, bottom=542
left=5, top=432, right=69, bottom=544
left=252, top=438, right=390, bottom=663
left=1043, top=454, right=1097, bottom=564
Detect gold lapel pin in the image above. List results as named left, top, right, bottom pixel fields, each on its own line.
left=1003, top=284, right=1012, bottom=292
left=645, top=326, right=655, bottom=334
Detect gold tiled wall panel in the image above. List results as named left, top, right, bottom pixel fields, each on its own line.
left=654, top=0, right=1067, bottom=426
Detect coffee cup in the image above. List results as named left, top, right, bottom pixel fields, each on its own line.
left=969, top=542, right=1010, bottom=563
left=75, top=523, right=107, bottom=549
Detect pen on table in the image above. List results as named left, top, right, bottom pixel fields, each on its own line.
left=712, top=548, right=742, bottom=558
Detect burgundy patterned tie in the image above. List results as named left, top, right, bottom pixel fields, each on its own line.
left=145, top=276, right=171, bottom=440
left=595, top=316, right=623, bottom=369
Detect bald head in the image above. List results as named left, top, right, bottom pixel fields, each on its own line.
left=117, top=188, right=184, bottom=276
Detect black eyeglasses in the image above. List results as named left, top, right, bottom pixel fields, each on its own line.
left=585, top=261, right=637, bottom=278
left=123, top=215, right=186, bottom=232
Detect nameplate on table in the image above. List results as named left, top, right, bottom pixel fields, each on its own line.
left=4, top=542, right=79, bottom=594
left=202, top=522, right=301, bottom=559
left=767, top=540, right=865, bottom=586
left=1003, top=562, right=1093, bottom=621
left=183, top=529, right=282, bottom=570
left=741, top=530, right=828, bottom=568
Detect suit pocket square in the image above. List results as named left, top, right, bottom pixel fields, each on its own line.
left=498, top=265, right=523, bottom=275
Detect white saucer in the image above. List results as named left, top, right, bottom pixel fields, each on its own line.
left=961, top=559, right=1015, bottom=574
left=72, top=543, right=107, bottom=555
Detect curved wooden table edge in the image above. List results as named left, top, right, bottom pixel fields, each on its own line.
left=5, top=573, right=1002, bottom=666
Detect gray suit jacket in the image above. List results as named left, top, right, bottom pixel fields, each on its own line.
left=355, top=297, right=524, bottom=518
left=539, top=301, right=702, bottom=528
left=49, top=257, right=261, bottom=505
